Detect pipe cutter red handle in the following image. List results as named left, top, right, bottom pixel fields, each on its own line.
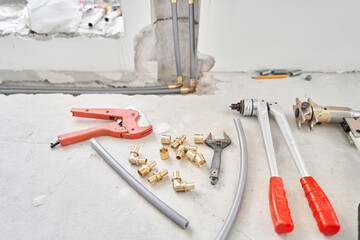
left=51, top=108, right=153, bottom=148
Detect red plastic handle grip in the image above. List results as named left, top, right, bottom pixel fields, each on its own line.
left=300, top=176, right=340, bottom=235
left=269, top=176, right=294, bottom=233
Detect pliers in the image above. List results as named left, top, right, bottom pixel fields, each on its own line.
left=51, top=108, right=153, bottom=148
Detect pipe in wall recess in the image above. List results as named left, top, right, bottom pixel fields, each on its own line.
left=171, top=1, right=183, bottom=79
left=105, top=8, right=122, bottom=22
left=90, top=138, right=190, bottom=229
left=188, top=1, right=196, bottom=80
left=88, top=8, right=106, bottom=27
left=0, top=86, right=182, bottom=95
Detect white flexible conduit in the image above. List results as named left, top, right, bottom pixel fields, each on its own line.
left=216, top=118, right=248, bottom=239
left=90, top=138, right=189, bottom=229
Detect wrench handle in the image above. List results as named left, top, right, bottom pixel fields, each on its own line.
left=300, top=176, right=340, bottom=235
left=209, top=148, right=223, bottom=185
left=269, top=176, right=294, bottom=233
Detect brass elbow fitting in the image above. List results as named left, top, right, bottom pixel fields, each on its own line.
left=172, top=171, right=195, bottom=192
left=185, top=151, right=206, bottom=167
left=148, top=169, right=168, bottom=184
left=161, top=135, right=171, bottom=145
left=194, top=134, right=204, bottom=144
left=137, top=160, right=157, bottom=177
left=171, top=135, right=186, bottom=149
left=128, top=145, right=147, bottom=165
left=160, top=147, right=169, bottom=160
left=168, top=76, right=183, bottom=89
left=176, top=145, right=186, bottom=160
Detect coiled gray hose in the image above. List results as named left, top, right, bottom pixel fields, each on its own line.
left=216, top=118, right=248, bottom=239
left=90, top=138, right=189, bottom=229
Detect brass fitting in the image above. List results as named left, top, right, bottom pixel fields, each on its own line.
left=185, top=151, right=206, bottom=167
left=194, top=134, right=204, bottom=144
left=185, top=150, right=196, bottom=162
left=188, top=0, right=195, bottom=4
left=161, top=135, right=171, bottom=145
left=148, top=169, right=168, bottom=184
left=168, top=76, right=183, bottom=89
left=194, top=153, right=207, bottom=167
left=172, top=171, right=195, bottom=192
left=176, top=145, right=186, bottom=160
left=170, top=0, right=178, bottom=3
left=137, top=160, right=157, bottom=177
left=185, top=144, right=197, bottom=152
left=160, top=147, right=169, bottom=160
left=171, top=135, right=186, bottom=149
left=128, top=145, right=147, bottom=165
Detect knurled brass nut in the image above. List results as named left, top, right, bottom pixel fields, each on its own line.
left=194, top=134, right=204, bottom=144
left=160, top=147, right=169, bottom=160
left=161, top=135, right=171, bottom=145
left=185, top=150, right=196, bottom=162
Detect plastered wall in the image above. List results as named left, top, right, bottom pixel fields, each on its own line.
left=198, top=0, right=360, bottom=72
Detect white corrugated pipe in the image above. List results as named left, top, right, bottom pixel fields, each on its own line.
left=104, top=8, right=122, bottom=22
left=88, top=8, right=106, bottom=28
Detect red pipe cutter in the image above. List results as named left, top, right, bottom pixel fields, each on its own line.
left=50, top=108, right=153, bottom=148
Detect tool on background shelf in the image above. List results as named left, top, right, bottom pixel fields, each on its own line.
left=252, top=74, right=287, bottom=79
left=90, top=139, right=189, bottom=229
left=205, top=133, right=231, bottom=185
left=231, top=99, right=340, bottom=235
left=294, top=98, right=360, bottom=152
left=50, top=107, right=152, bottom=148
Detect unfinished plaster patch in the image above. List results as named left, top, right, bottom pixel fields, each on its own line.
left=96, top=71, right=123, bottom=81
left=37, top=71, right=75, bottom=84
left=154, top=122, right=171, bottom=134
left=32, top=195, right=47, bottom=207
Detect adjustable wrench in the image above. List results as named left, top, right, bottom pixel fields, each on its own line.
left=205, top=133, right=231, bottom=185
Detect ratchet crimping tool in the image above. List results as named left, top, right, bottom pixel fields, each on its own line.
left=231, top=99, right=340, bottom=235
left=50, top=108, right=153, bottom=148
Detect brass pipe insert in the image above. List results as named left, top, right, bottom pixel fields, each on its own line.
left=161, top=135, right=171, bottom=145
left=176, top=145, right=186, bottom=160
left=138, top=160, right=157, bottom=177
left=194, top=134, right=204, bottom=144
left=185, top=144, right=197, bottom=152
left=171, top=135, right=186, bottom=149
left=172, top=170, right=195, bottom=192
left=128, top=145, right=147, bottom=165
left=148, top=169, right=169, bottom=184
left=160, top=147, right=169, bottom=160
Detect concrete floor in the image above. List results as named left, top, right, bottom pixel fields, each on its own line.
left=0, top=72, right=359, bottom=240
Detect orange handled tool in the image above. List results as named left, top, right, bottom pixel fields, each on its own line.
left=252, top=74, right=287, bottom=79
left=50, top=108, right=153, bottom=148
left=231, top=99, right=340, bottom=235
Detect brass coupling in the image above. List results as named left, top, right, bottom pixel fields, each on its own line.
left=161, top=135, right=171, bottom=145
left=172, top=171, right=195, bottom=192
left=171, top=135, right=186, bottom=149
left=186, top=151, right=207, bottom=167
left=128, top=145, right=147, bottom=165
left=194, top=134, right=204, bottom=144
left=138, top=160, right=157, bottom=177
left=160, top=147, right=169, bottom=160
left=176, top=144, right=197, bottom=160
left=148, top=169, right=168, bottom=184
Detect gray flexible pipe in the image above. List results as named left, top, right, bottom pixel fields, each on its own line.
left=216, top=118, right=248, bottom=240
left=171, top=2, right=182, bottom=77
left=189, top=2, right=196, bottom=80
left=0, top=86, right=181, bottom=95
left=90, top=138, right=190, bottom=229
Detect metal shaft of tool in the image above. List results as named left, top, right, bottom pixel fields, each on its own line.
left=256, top=100, right=280, bottom=177
left=171, top=1, right=182, bottom=77
left=90, top=138, right=189, bottom=229
left=268, top=102, right=310, bottom=177
left=189, top=1, right=196, bottom=80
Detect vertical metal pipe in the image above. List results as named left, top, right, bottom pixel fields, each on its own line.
left=171, top=1, right=182, bottom=78
left=189, top=1, right=196, bottom=80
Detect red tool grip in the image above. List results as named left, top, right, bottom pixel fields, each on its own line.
left=300, top=176, right=340, bottom=235
left=269, top=176, right=294, bottom=233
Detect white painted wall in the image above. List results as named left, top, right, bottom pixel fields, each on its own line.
left=198, top=0, right=360, bottom=71
left=0, top=0, right=151, bottom=71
